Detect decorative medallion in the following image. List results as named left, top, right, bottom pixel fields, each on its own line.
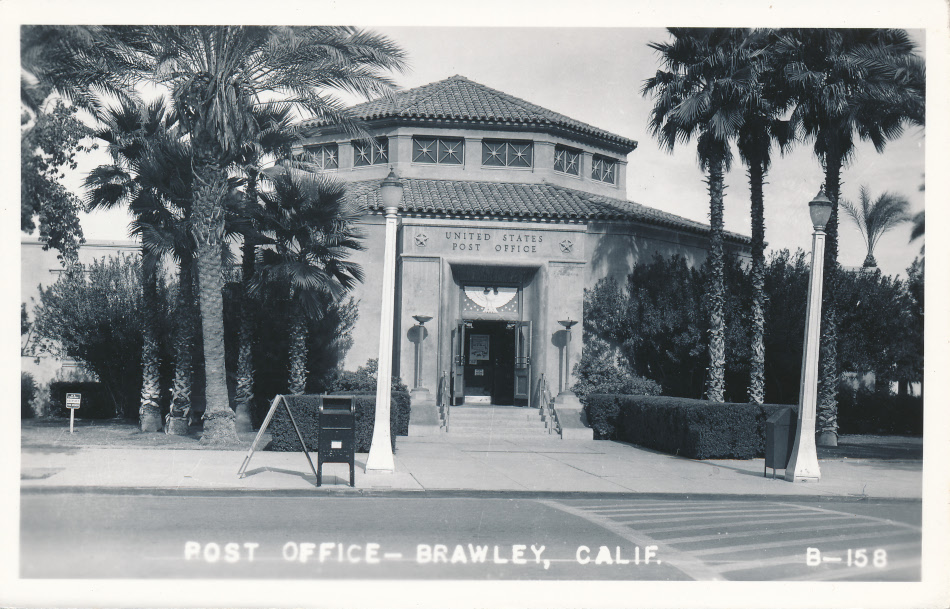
left=414, top=233, right=428, bottom=247
left=559, top=239, right=574, bottom=254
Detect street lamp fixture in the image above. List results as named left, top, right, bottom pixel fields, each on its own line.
left=366, top=170, right=404, bottom=473
left=808, top=187, right=832, bottom=230
left=785, top=187, right=829, bottom=483
left=380, top=168, right=404, bottom=210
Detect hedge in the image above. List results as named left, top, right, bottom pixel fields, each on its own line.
left=48, top=381, right=115, bottom=419
left=268, top=391, right=411, bottom=453
left=837, top=389, right=923, bottom=436
left=21, top=373, right=36, bottom=419
left=586, top=394, right=796, bottom=459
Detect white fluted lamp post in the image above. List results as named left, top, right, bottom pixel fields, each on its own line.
left=366, top=170, right=403, bottom=473
left=785, top=187, right=832, bottom=483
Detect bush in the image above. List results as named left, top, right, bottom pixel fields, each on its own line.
left=21, top=373, right=36, bottom=419
left=47, top=381, right=115, bottom=419
left=268, top=391, right=411, bottom=453
left=31, top=255, right=175, bottom=419
left=586, top=394, right=795, bottom=459
left=572, top=335, right=662, bottom=399
left=837, top=388, right=923, bottom=436
left=326, top=359, right=409, bottom=394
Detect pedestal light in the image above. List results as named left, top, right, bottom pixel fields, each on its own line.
left=411, top=315, right=432, bottom=390
left=366, top=170, right=403, bottom=473
left=785, top=187, right=832, bottom=483
left=558, top=318, right=578, bottom=395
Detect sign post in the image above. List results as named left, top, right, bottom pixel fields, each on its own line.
left=65, top=393, right=81, bottom=433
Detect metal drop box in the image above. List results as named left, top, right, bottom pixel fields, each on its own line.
left=317, top=395, right=356, bottom=487
left=764, top=407, right=798, bottom=478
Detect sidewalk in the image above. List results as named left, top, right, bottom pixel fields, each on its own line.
left=20, top=434, right=923, bottom=500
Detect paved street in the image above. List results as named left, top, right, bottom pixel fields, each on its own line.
left=20, top=492, right=920, bottom=581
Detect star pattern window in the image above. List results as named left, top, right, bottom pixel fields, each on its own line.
left=306, top=144, right=339, bottom=170
left=592, top=155, right=617, bottom=184
left=354, top=138, right=389, bottom=167
left=482, top=140, right=533, bottom=168
left=413, top=137, right=464, bottom=165
left=554, top=145, right=581, bottom=176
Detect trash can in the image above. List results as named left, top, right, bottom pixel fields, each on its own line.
left=317, top=395, right=356, bottom=487
left=764, top=407, right=798, bottom=478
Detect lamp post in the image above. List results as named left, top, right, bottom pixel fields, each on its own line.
left=785, top=187, right=832, bottom=483
left=366, top=169, right=403, bottom=473
left=411, top=315, right=432, bottom=390
left=558, top=318, right=578, bottom=395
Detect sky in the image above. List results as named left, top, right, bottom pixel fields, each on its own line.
left=59, top=25, right=926, bottom=278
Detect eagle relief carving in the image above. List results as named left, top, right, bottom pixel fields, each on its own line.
left=463, top=286, right=518, bottom=314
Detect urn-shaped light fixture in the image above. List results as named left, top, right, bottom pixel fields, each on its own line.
left=809, top=187, right=833, bottom=230
left=380, top=169, right=404, bottom=210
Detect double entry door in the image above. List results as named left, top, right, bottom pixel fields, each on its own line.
left=452, top=320, right=531, bottom=406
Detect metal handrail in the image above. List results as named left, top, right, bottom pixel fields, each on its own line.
left=537, top=374, right=559, bottom=435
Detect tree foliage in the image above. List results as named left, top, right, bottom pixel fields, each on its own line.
left=30, top=254, right=174, bottom=418
left=21, top=100, right=95, bottom=262
left=584, top=251, right=923, bottom=407
left=841, top=185, right=910, bottom=268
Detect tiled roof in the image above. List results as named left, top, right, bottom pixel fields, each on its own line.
left=304, top=75, right=637, bottom=152
left=345, top=178, right=750, bottom=243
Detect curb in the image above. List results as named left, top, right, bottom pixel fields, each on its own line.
left=19, top=485, right=922, bottom=503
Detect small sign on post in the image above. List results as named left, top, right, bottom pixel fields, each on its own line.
left=66, top=393, right=81, bottom=433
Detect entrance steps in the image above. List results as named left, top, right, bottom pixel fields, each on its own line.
left=448, top=405, right=557, bottom=438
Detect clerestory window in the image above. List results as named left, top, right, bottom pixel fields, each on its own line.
left=306, top=143, right=339, bottom=170
left=554, top=145, right=581, bottom=176
left=482, top=139, right=533, bottom=168
left=591, top=155, right=617, bottom=184
left=412, top=136, right=464, bottom=165
left=354, top=138, right=388, bottom=166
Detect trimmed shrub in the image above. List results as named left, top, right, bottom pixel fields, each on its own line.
left=838, top=389, right=923, bottom=436
left=587, top=394, right=796, bottom=459
left=268, top=391, right=411, bottom=453
left=21, top=373, right=37, bottom=419
left=48, top=381, right=114, bottom=419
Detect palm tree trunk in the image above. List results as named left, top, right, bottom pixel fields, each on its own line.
left=705, top=156, right=727, bottom=403
left=234, top=172, right=258, bottom=433
left=288, top=308, right=309, bottom=395
left=748, top=161, right=766, bottom=404
left=167, top=258, right=195, bottom=435
left=817, top=155, right=842, bottom=446
left=193, top=165, right=239, bottom=445
left=234, top=242, right=256, bottom=432
left=139, top=258, right=163, bottom=432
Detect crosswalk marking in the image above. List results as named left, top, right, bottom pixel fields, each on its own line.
left=663, top=520, right=886, bottom=545
left=627, top=512, right=857, bottom=534
left=556, top=498, right=920, bottom=581
left=585, top=506, right=801, bottom=517
left=690, top=528, right=914, bottom=556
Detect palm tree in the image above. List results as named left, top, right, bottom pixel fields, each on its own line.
left=643, top=28, right=758, bottom=402
left=253, top=167, right=365, bottom=395
left=232, top=107, right=300, bottom=432
left=773, top=28, right=925, bottom=445
left=841, top=185, right=911, bottom=268
left=910, top=210, right=924, bottom=255
left=735, top=29, right=797, bottom=405
left=35, top=26, right=406, bottom=444
left=84, top=98, right=184, bottom=431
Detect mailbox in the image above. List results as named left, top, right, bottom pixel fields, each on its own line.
left=764, top=407, right=798, bottom=478
left=317, top=395, right=356, bottom=487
